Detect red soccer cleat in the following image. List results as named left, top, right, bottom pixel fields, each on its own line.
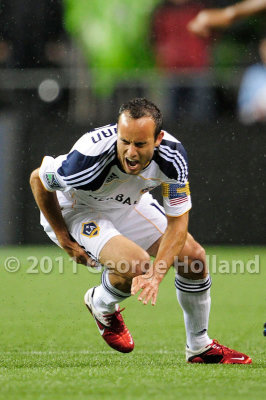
left=84, top=287, right=134, bottom=353
left=186, top=339, right=252, bottom=364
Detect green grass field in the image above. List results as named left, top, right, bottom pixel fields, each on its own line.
left=0, top=245, right=265, bottom=400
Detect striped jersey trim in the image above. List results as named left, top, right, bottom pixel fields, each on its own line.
left=159, top=144, right=188, bottom=182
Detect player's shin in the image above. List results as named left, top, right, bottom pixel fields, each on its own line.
left=175, top=274, right=212, bottom=351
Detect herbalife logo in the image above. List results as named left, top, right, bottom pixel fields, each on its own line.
left=106, top=173, right=119, bottom=184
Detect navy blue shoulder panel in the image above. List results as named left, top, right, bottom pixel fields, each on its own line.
left=57, top=148, right=112, bottom=178
left=74, top=159, right=117, bottom=191
left=57, top=143, right=117, bottom=190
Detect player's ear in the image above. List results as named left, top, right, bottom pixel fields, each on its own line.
left=155, top=130, right=164, bottom=147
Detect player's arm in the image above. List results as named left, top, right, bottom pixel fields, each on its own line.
left=188, top=0, right=266, bottom=38
left=231, top=0, right=266, bottom=18
left=153, top=212, right=188, bottom=276
left=30, top=168, right=94, bottom=266
left=131, top=211, right=188, bottom=306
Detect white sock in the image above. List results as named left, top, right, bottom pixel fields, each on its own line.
left=92, top=269, right=131, bottom=314
left=175, top=274, right=212, bottom=351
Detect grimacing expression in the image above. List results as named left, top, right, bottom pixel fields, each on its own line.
left=117, top=112, right=164, bottom=175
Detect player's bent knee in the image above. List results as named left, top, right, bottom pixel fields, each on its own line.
left=190, top=243, right=207, bottom=278
left=193, top=243, right=206, bottom=263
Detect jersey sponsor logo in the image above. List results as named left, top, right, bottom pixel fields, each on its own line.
left=105, top=172, right=119, bottom=184
left=88, top=193, right=138, bottom=206
left=45, top=172, right=62, bottom=189
left=81, top=221, right=100, bottom=238
left=115, top=193, right=138, bottom=205
left=140, top=185, right=157, bottom=194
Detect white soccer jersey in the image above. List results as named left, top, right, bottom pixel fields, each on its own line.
left=39, top=124, right=192, bottom=217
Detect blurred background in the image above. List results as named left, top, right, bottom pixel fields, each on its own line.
left=0, top=0, right=265, bottom=246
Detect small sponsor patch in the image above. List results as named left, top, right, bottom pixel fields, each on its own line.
left=81, top=221, right=100, bottom=238
left=45, top=172, right=62, bottom=189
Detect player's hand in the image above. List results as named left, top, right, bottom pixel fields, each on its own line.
left=59, top=237, right=96, bottom=267
left=188, top=8, right=234, bottom=38
left=131, top=272, right=162, bottom=306
left=187, top=11, right=211, bottom=38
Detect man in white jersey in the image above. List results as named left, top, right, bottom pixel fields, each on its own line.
left=30, top=98, right=251, bottom=363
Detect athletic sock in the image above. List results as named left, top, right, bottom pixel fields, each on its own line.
left=175, top=274, right=212, bottom=352
left=92, top=269, right=131, bottom=314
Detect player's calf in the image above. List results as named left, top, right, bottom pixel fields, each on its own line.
left=177, top=241, right=208, bottom=280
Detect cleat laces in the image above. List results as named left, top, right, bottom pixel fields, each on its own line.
left=102, top=308, right=126, bottom=333
left=211, top=340, right=235, bottom=354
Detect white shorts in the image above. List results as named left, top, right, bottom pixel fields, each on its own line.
left=40, top=193, right=167, bottom=262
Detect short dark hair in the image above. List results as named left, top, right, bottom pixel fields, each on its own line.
left=118, top=98, right=163, bottom=139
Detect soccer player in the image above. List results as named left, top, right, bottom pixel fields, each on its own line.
left=188, top=0, right=266, bottom=38
left=30, top=98, right=251, bottom=363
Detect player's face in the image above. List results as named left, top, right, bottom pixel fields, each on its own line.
left=117, top=112, right=164, bottom=175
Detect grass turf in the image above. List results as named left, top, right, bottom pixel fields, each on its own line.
left=0, top=245, right=265, bottom=400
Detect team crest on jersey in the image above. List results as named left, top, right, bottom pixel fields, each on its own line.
left=81, top=221, right=100, bottom=238
left=105, top=172, right=119, bottom=184
left=45, top=172, right=62, bottom=189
